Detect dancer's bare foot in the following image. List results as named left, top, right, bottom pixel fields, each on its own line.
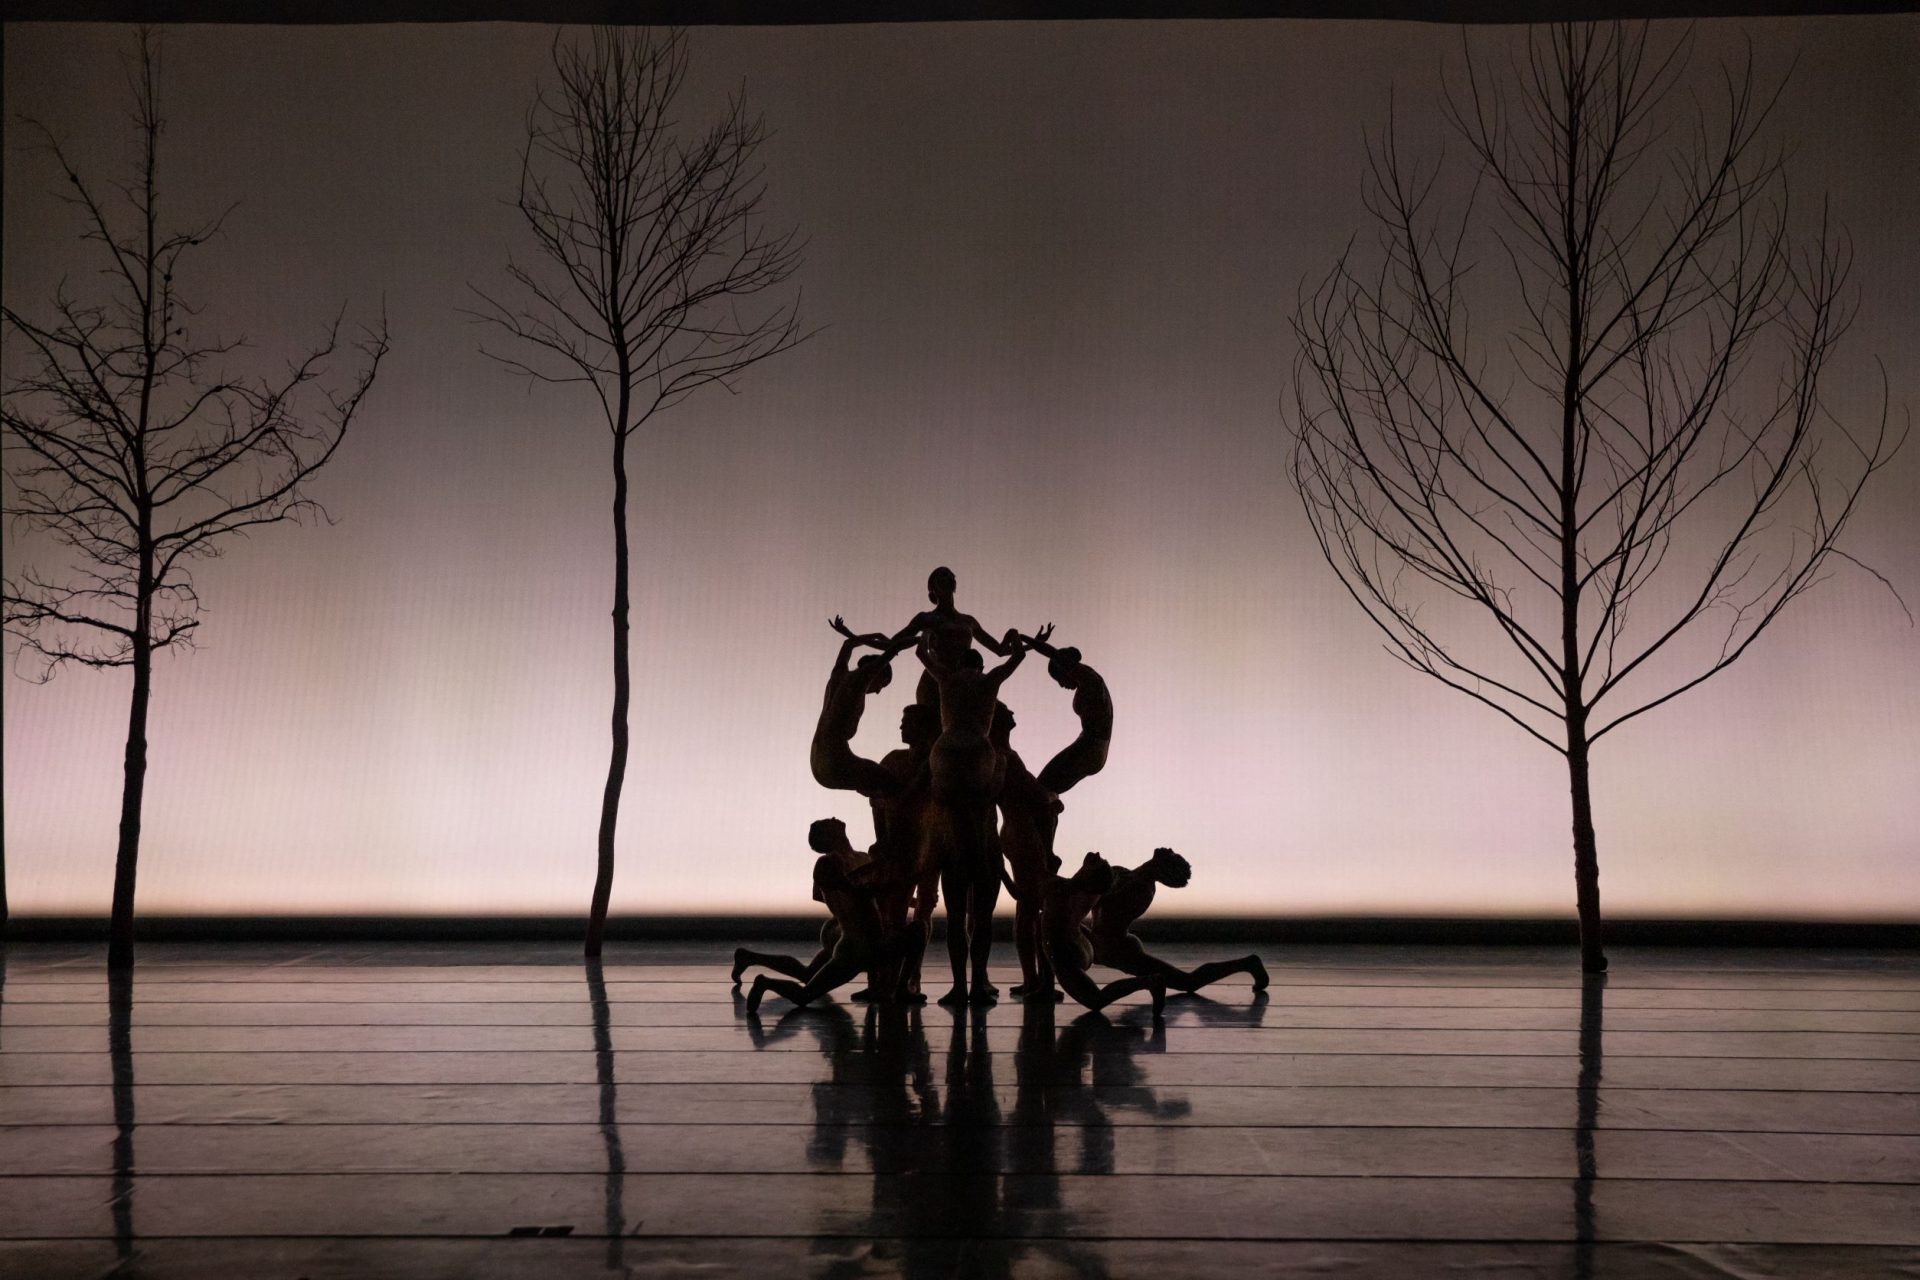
left=937, top=985, right=968, bottom=1008
left=848, top=987, right=874, bottom=1002
left=968, top=983, right=999, bottom=1007
left=1149, top=978, right=1168, bottom=1021
left=1248, top=957, right=1269, bottom=993
left=746, top=976, right=770, bottom=1014
left=731, top=948, right=750, bottom=986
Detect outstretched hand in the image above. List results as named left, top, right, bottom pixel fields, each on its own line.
left=1033, top=622, right=1056, bottom=646
left=830, top=615, right=856, bottom=640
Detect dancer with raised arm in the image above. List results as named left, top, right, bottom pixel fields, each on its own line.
left=811, top=619, right=903, bottom=795
left=1024, top=637, right=1113, bottom=796
left=919, top=624, right=1048, bottom=1006
left=1089, top=847, right=1269, bottom=996
left=1039, top=852, right=1167, bottom=1018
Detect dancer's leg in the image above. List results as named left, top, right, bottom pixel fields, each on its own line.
left=732, top=947, right=817, bottom=984
left=1055, top=962, right=1166, bottom=1017
left=747, top=950, right=866, bottom=1013
left=937, top=865, right=970, bottom=1007
left=967, top=870, right=1001, bottom=1006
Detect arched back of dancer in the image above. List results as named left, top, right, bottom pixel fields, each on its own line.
left=1026, top=640, right=1113, bottom=796
left=1088, top=847, right=1269, bottom=996
left=1041, top=852, right=1167, bottom=1018
left=811, top=620, right=902, bottom=795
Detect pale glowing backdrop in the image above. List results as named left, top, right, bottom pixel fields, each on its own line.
left=5, top=17, right=1917, bottom=917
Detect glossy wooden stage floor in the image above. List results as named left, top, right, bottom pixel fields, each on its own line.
left=1, top=942, right=1916, bottom=1278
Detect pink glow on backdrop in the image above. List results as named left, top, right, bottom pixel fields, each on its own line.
left=5, top=19, right=1917, bottom=917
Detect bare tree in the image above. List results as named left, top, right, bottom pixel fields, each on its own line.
left=472, top=27, right=806, bottom=957
left=2, top=30, right=388, bottom=968
left=1287, top=23, right=1905, bottom=971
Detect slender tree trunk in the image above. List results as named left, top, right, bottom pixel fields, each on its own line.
left=1566, top=725, right=1606, bottom=972
left=108, top=571, right=153, bottom=971
left=586, top=433, right=631, bottom=957
left=1557, top=53, right=1605, bottom=975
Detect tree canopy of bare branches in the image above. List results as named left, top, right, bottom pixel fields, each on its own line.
left=1287, top=22, right=1905, bottom=971
left=471, top=27, right=806, bottom=956
left=2, top=30, right=389, bottom=964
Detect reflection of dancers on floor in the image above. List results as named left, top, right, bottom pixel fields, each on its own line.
left=1089, top=848, right=1269, bottom=996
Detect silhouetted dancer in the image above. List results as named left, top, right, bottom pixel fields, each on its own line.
left=1024, top=638, right=1113, bottom=795
left=732, top=818, right=871, bottom=987
left=993, top=701, right=1063, bottom=1001
left=1088, top=848, right=1268, bottom=996
left=585, top=959, right=626, bottom=1267
left=746, top=846, right=891, bottom=1013
left=1039, top=853, right=1167, bottom=1018
left=870, top=565, right=1018, bottom=717
left=811, top=619, right=901, bottom=795
left=920, top=625, right=1047, bottom=1006
left=867, top=703, right=938, bottom=1001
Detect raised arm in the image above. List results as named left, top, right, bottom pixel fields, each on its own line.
left=970, top=616, right=1013, bottom=657
left=1018, top=623, right=1059, bottom=658
left=982, top=629, right=1030, bottom=690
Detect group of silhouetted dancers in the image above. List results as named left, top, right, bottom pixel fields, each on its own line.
left=733, top=567, right=1269, bottom=1019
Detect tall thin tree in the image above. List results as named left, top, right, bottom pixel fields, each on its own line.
left=3, top=30, right=389, bottom=967
left=1287, top=23, right=1904, bottom=971
left=472, top=27, right=805, bottom=956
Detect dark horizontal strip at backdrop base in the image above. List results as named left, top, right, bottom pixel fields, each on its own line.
left=4, top=915, right=1915, bottom=947
left=6, top=1, right=1918, bottom=24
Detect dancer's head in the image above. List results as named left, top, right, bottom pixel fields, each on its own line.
left=1148, top=846, right=1192, bottom=888
left=927, top=566, right=957, bottom=606
left=1047, top=647, right=1083, bottom=688
left=807, top=818, right=850, bottom=853
left=899, top=703, right=937, bottom=749
left=854, top=651, right=894, bottom=693
left=1069, top=851, right=1117, bottom=894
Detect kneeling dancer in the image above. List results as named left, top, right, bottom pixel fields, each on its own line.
left=1040, top=852, right=1167, bottom=1018
left=1088, top=847, right=1269, bottom=996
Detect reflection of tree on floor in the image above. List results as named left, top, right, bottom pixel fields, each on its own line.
left=1575, top=972, right=1606, bottom=1280
left=584, top=959, right=625, bottom=1269
left=109, top=967, right=136, bottom=1266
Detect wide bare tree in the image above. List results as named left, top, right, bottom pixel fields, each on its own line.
left=1288, top=23, right=1904, bottom=971
left=2, top=30, right=388, bottom=967
left=472, top=27, right=805, bottom=956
